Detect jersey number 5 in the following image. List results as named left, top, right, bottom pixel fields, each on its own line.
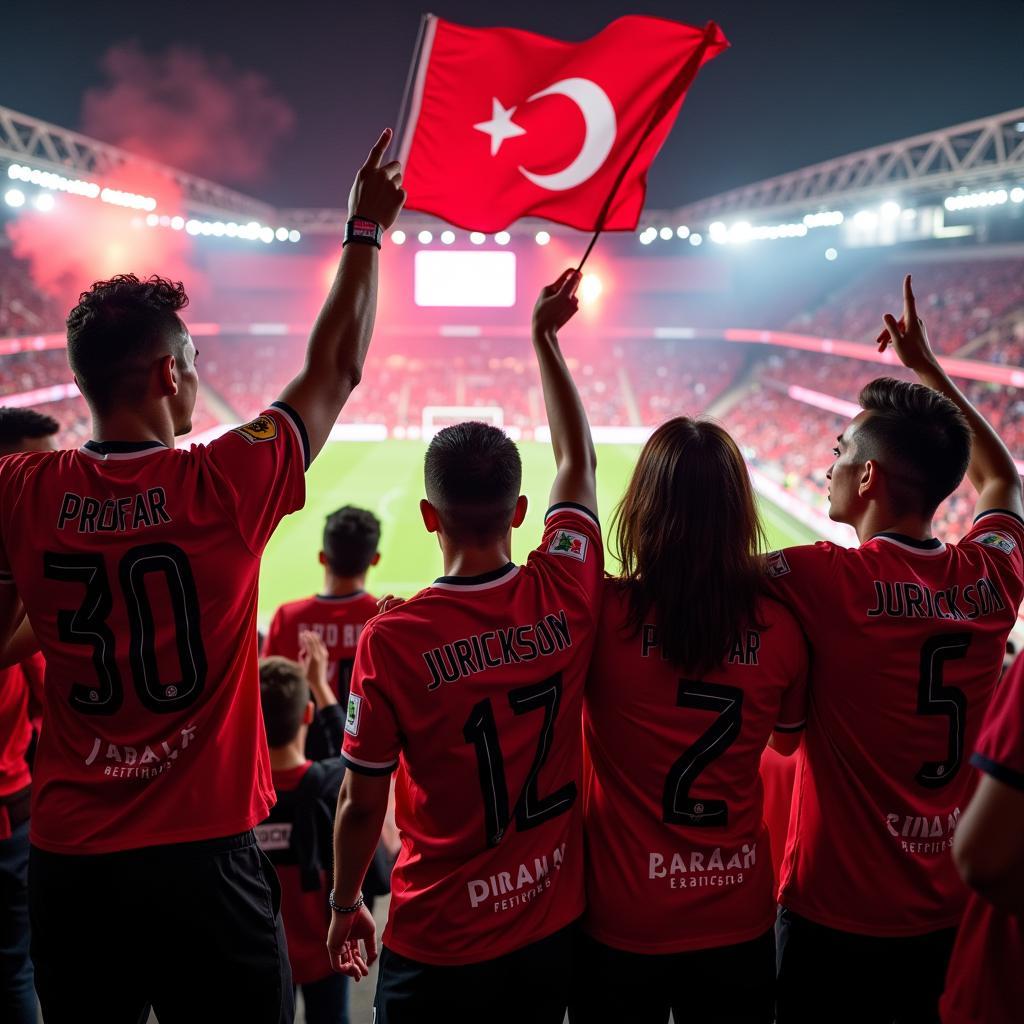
left=915, top=633, right=971, bottom=788
left=44, top=543, right=207, bottom=716
left=463, top=673, right=577, bottom=847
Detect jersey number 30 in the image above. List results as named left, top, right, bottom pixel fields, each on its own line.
left=44, top=543, right=207, bottom=716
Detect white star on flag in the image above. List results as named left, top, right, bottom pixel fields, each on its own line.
left=473, top=98, right=526, bottom=157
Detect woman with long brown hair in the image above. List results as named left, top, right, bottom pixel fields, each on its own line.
left=572, top=417, right=808, bottom=1024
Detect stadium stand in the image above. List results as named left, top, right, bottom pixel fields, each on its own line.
left=785, top=256, right=1024, bottom=355
left=0, top=248, right=63, bottom=337
left=0, top=247, right=1021, bottom=535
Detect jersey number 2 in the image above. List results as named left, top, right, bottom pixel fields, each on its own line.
left=463, top=673, right=577, bottom=847
left=44, top=543, right=207, bottom=716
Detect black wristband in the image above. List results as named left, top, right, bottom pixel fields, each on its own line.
left=329, top=890, right=365, bottom=915
left=344, top=217, right=383, bottom=249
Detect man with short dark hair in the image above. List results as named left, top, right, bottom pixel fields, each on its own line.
left=0, top=407, right=58, bottom=1024
left=0, top=128, right=406, bottom=1023
left=327, top=271, right=603, bottom=1024
left=263, top=505, right=382, bottom=733
left=768, top=276, right=1024, bottom=1022
left=0, top=408, right=61, bottom=455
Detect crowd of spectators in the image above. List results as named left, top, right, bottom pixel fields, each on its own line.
left=787, top=257, right=1024, bottom=355
left=0, top=250, right=63, bottom=338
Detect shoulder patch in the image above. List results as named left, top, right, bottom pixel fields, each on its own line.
left=766, top=550, right=792, bottom=578
left=345, top=693, right=362, bottom=737
left=972, top=531, right=1016, bottom=556
left=548, top=528, right=588, bottom=562
left=233, top=414, right=278, bottom=444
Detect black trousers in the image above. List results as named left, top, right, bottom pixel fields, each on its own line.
left=29, top=830, right=293, bottom=1024
left=374, top=922, right=575, bottom=1024
left=775, top=906, right=957, bottom=1024
left=569, top=927, right=776, bottom=1024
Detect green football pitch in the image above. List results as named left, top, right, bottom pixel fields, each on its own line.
left=258, top=441, right=821, bottom=624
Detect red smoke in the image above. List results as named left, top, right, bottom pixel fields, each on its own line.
left=6, top=164, right=196, bottom=310
left=82, top=43, right=295, bottom=185
left=5, top=43, right=293, bottom=315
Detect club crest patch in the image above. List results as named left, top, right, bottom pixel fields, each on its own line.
left=766, top=550, right=792, bottom=578
left=972, top=531, right=1016, bottom=556
left=345, top=693, right=362, bottom=737
left=549, top=529, right=588, bottom=561
left=234, top=414, right=278, bottom=444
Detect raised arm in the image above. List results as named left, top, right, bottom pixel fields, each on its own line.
left=278, top=129, right=406, bottom=462
left=532, top=270, right=597, bottom=514
left=879, top=274, right=1023, bottom=519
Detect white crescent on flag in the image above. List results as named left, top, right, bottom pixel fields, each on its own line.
left=518, top=78, right=617, bottom=192
left=473, top=77, right=618, bottom=192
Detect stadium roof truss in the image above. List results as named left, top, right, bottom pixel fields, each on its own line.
left=667, top=107, right=1024, bottom=225
left=0, top=104, right=275, bottom=220
left=2, top=103, right=1023, bottom=234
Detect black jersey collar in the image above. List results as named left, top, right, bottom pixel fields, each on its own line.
left=872, top=532, right=944, bottom=551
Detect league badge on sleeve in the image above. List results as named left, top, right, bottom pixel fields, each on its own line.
left=766, top=550, right=792, bottom=578
left=233, top=415, right=278, bottom=445
left=973, top=531, right=1016, bottom=555
left=345, top=693, right=362, bottom=737
left=549, top=529, right=588, bottom=561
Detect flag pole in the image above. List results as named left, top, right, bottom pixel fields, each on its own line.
left=575, top=23, right=718, bottom=273
left=394, top=13, right=432, bottom=161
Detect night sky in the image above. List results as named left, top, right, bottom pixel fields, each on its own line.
left=5, top=0, right=1024, bottom=210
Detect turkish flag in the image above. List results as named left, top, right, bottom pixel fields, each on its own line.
left=399, top=16, right=728, bottom=233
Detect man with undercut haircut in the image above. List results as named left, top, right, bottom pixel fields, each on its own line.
left=767, top=276, right=1024, bottom=1023
left=0, top=129, right=406, bottom=1024
left=327, top=271, right=602, bottom=1024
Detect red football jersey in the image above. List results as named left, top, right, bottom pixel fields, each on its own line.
left=768, top=511, right=1024, bottom=936
left=760, top=746, right=797, bottom=894
left=262, top=591, right=378, bottom=700
left=342, top=504, right=603, bottom=965
left=940, top=654, right=1024, bottom=1024
left=0, top=653, right=44, bottom=800
left=0, top=404, right=308, bottom=854
left=583, top=583, right=808, bottom=954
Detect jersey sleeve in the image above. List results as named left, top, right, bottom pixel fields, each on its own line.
left=341, top=625, right=401, bottom=776
left=957, top=509, right=1024, bottom=613
left=763, top=542, right=842, bottom=636
left=526, top=502, right=604, bottom=609
left=970, top=656, right=1024, bottom=791
left=202, top=402, right=309, bottom=555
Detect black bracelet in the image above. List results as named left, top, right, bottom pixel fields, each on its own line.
left=329, top=889, right=365, bottom=914
left=344, top=217, right=383, bottom=249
